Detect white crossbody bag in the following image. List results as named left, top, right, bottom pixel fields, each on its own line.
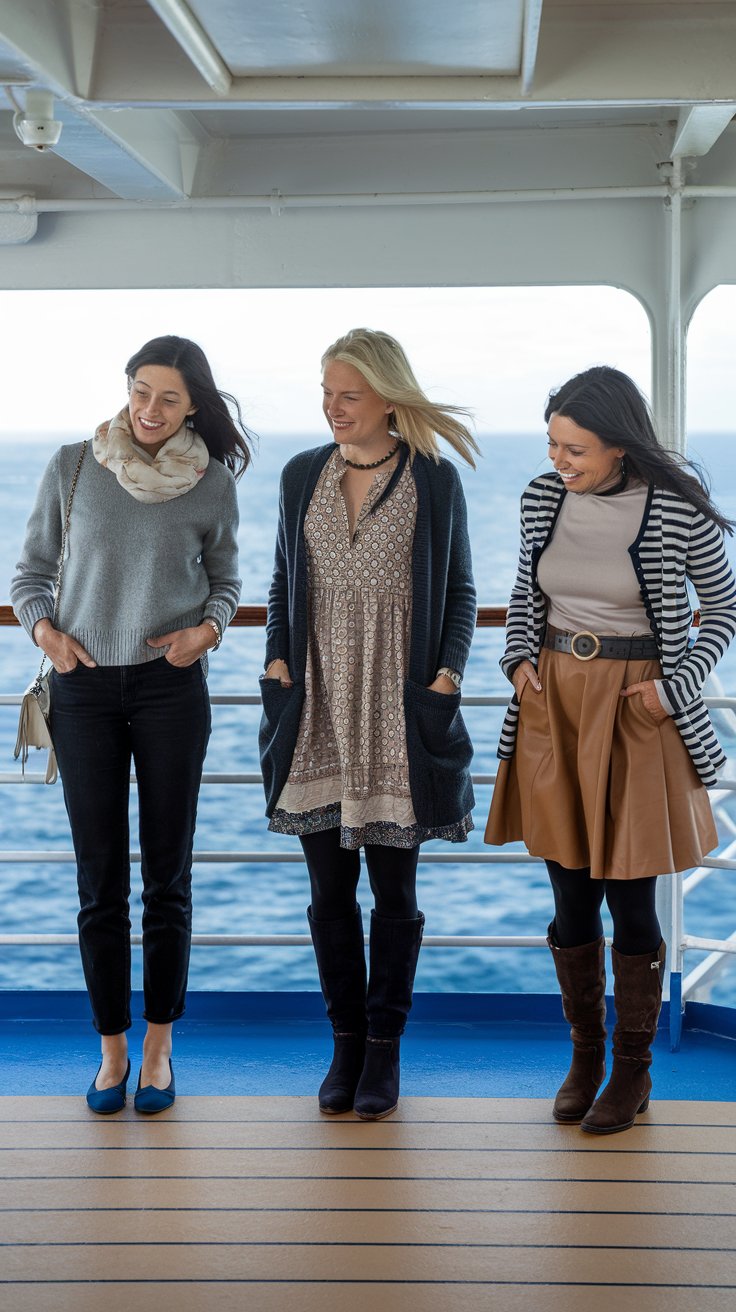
left=14, top=441, right=88, bottom=783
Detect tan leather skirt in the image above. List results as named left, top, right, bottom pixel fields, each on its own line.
left=485, top=646, right=717, bottom=880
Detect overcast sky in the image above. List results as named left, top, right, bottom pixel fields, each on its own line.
left=1, top=283, right=733, bottom=438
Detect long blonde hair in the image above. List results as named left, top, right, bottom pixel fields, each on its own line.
left=321, top=328, right=479, bottom=467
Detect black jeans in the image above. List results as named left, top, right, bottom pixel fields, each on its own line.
left=50, top=659, right=211, bottom=1034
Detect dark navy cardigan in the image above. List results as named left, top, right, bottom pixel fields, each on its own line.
left=259, top=443, right=477, bottom=827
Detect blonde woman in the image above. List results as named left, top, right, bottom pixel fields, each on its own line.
left=260, top=328, right=478, bottom=1119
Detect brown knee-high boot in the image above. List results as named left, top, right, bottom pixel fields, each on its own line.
left=581, top=940, right=666, bottom=1135
left=547, top=923, right=607, bottom=1123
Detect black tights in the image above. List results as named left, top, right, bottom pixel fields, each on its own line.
left=546, top=860, right=661, bottom=955
left=300, top=828, right=419, bottom=921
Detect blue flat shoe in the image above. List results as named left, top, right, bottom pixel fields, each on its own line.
left=134, top=1059, right=176, bottom=1114
left=86, top=1059, right=130, bottom=1115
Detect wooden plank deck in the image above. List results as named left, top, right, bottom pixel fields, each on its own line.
left=1, top=1095, right=735, bottom=1312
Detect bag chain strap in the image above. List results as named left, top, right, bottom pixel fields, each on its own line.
left=35, top=440, right=88, bottom=685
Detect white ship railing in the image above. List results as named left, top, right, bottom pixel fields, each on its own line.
left=1, top=664, right=735, bottom=1051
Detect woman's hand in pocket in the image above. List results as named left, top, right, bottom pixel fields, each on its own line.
left=147, top=627, right=212, bottom=667
left=32, top=618, right=96, bottom=673
left=264, top=659, right=293, bottom=688
left=427, top=673, right=458, bottom=695
left=619, top=679, right=669, bottom=724
left=512, top=660, right=542, bottom=699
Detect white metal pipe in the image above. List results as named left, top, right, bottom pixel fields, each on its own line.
left=14, top=930, right=736, bottom=954
left=521, top=0, right=545, bottom=97
left=672, top=870, right=685, bottom=984
left=0, top=692, right=510, bottom=707
left=682, top=931, right=736, bottom=999
left=667, top=155, right=685, bottom=453
left=145, top=0, right=232, bottom=96
left=0, top=770, right=498, bottom=786
left=3, top=690, right=736, bottom=712
left=1, top=182, right=736, bottom=220
left=683, top=865, right=719, bottom=894
left=0, top=187, right=671, bottom=216
left=682, top=185, right=736, bottom=197
left=650, top=156, right=683, bottom=671
left=0, top=849, right=538, bottom=863
left=684, top=839, right=736, bottom=894
left=0, top=932, right=554, bottom=948
left=682, top=935, right=736, bottom=956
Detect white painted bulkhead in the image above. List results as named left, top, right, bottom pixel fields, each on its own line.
left=3, top=131, right=736, bottom=448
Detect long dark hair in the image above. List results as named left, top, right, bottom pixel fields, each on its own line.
left=544, top=366, right=733, bottom=534
left=125, top=335, right=253, bottom=480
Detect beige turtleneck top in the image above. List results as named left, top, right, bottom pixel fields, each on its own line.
left=538, top=480, right=651, bottom=636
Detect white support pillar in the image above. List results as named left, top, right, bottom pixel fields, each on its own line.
left=651, top=157, right=687, bottom=455
left=653, top=157, right=687, bottom=1040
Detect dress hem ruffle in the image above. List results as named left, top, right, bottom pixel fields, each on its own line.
left=269, top=803, right=474, bottom=849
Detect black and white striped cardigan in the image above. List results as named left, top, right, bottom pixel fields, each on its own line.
left=497, top=472, right=736, bottom=787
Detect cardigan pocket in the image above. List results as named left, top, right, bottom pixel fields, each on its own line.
left=258, top=676, right=305, bottom=816
left=403, top=679, right=475, bottom=828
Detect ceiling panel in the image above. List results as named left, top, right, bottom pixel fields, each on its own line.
left=185, top=0, right=525, bottom=78
left=0, top=0, right=735, bottom=211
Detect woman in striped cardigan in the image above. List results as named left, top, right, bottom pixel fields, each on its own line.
left=486, top=366, right=736, bottom=1135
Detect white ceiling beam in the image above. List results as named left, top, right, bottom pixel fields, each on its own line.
left=75, top=5, right=736, bottom=108
left=0, top=3, right=206, bottom=198
left=521, top=0, right=544, bottom=96
left=0, top=0, right=99, bottom=99
left=533, top=6, right=736, bottom=108
left=51, top=105, right=206, bottom=199
left=76, top=78, right=736, bottom=111
left=145, top=0, right=232, bottom=96
left=80, top=71, right=736, bottom=112
left=672, top=105, right=735, bottom=159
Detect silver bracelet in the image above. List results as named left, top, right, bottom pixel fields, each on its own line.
left=436, top=666, right=462, bottom=688
left=204, top=617, right=222, bottom=651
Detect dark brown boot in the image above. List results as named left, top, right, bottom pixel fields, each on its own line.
left=547, top=924, right=607, bottom=1123
left=581, top=940, right=666, bottom=1135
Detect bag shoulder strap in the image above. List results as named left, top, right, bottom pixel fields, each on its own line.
left=37, top=440, right=88, bottom=681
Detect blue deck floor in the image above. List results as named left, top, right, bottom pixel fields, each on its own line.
left=1, top=991, right=735, bottom=1100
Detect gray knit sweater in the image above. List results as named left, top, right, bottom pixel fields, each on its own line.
left=11, top=441, right=241, bottom=666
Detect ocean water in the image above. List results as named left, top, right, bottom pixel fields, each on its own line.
left=2, top=432, right=736, bottom=1002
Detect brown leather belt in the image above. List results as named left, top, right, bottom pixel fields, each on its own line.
left=543, top=623, right=659, bottom=662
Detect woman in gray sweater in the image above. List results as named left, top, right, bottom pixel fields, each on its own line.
left=11, top=336, right=248, bottom=1114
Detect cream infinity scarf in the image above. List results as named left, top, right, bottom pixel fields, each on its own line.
left=93, top=407, right=209, bottom=503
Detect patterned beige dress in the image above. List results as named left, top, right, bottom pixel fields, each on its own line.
left=269, top=448, right=472, bottom=848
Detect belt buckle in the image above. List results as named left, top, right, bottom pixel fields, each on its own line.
left=570, top=630, right=602, bottom=661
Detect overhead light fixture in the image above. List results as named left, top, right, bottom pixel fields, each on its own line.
left=12, top=88, right=62, bottom=153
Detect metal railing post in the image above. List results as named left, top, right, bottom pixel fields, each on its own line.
left=657, top=869, right=684, bottom=1050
